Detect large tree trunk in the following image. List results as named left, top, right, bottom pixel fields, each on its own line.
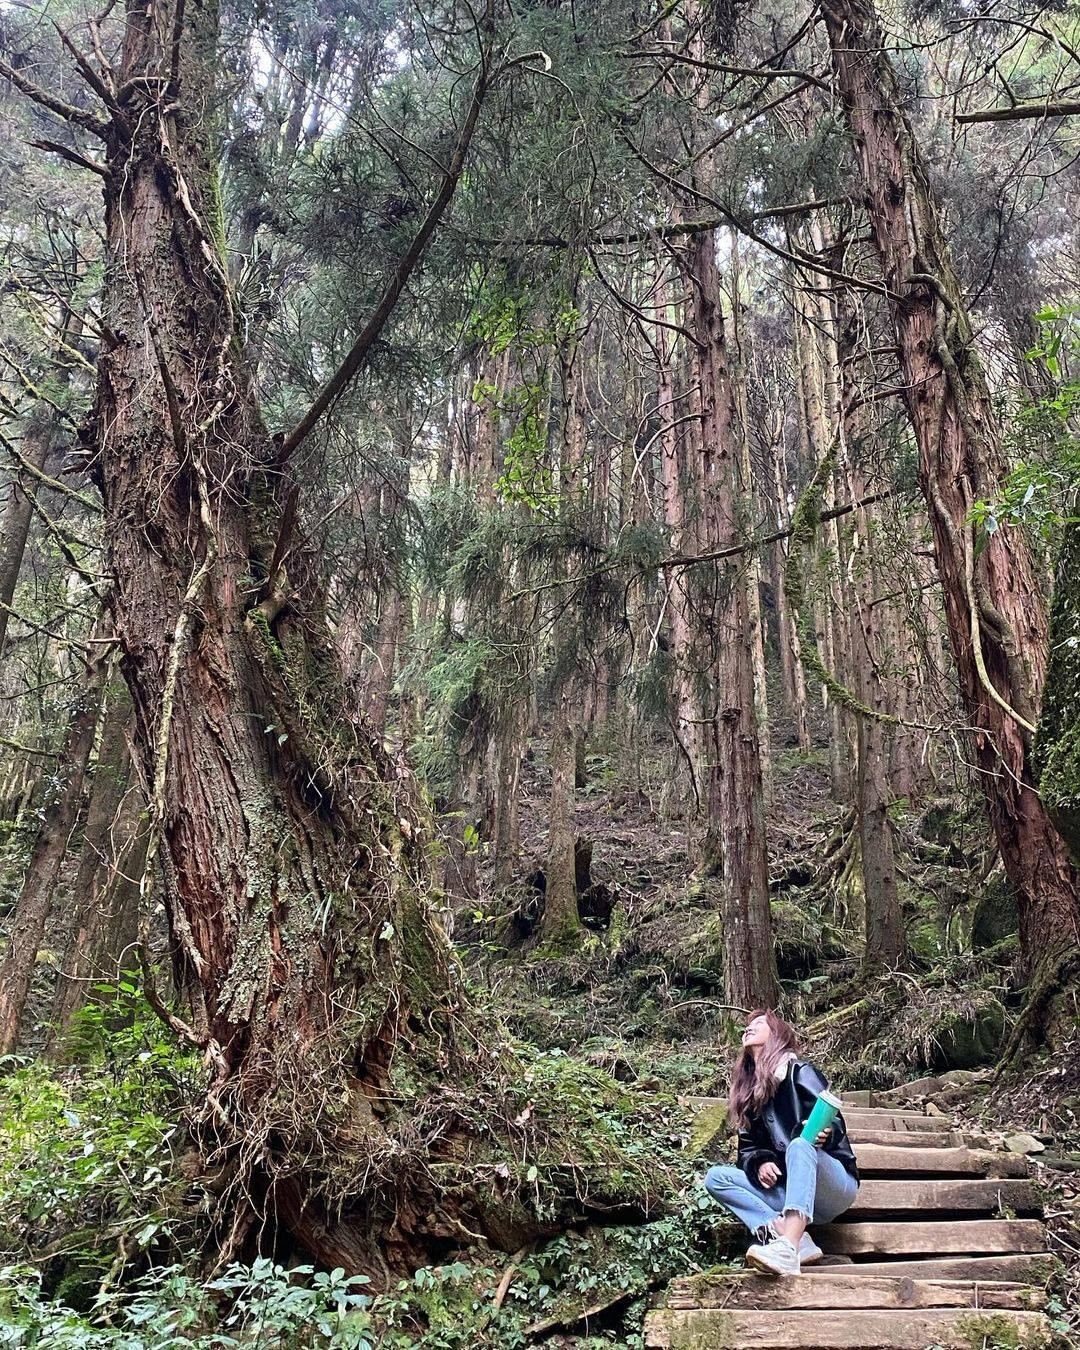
left=686, top=227, right=779, bottom=1009
left=0, top=645, right=107, bottom=1053
left=69, top=0, right=649, bottom=1278
left=822, top=0, right=1080, bottom=968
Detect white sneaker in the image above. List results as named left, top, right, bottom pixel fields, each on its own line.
left=799, top=1233, right=823, bottom=1265
left=766, top=1222, right=822, bottom=1266
left=746, top=1235, right=800, bottom=1276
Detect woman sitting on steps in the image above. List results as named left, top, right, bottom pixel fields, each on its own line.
left=704, top=1010, right=860, bottom=1277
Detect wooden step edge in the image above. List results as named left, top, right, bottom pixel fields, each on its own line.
left=854, top=1144, right=1029, bottom=1177
left=663, top=1271, right=1048, bottom=1311
left=643, top=1307, right=1053, bottom=1349
left=807, top=1252, right=1060, bottom=1282
left=848, top=1177, right=1041, bottom=1214
left=817, top=1217, right=1048, bottom=1256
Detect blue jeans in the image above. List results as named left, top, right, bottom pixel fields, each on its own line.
left=704, top=1137, right=858, bottom=1239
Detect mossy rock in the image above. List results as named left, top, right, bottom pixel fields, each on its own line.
left=688, top=1102, right=729, bottom=1159
left=971, top=877, right=1020, bottom=949
left=772, top=898, right=845, bottom=978
left=931, top=1000, right=1006, bottom=1071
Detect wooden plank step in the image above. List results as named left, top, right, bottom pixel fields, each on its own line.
left=850, top=1126, right=962, bottom=1147
left=643, top=1308, right=1051, bottom=1348
left=811, top=1254, right=1058, bottom=1283
left=843, top=1110, right=942, bottom=1131
left=687, top=1098, right=939, bottom=1127
left=842, top=1106, right=932, bottom=1120
left=848, top=1178, right=1039, bottom=1214
left=663, top=1271, right=1046, bottom=1310
left=818, top=1218, right=1047, bottom=1257
left=840, top=1089, right=872, bottom=1106
left=854, top=1144, right=1028, bottom=1176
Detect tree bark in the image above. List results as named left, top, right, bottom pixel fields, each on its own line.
left=730, top=234, right=772, bottom=796
left=59, top=0, right=642, bottom=1276
left=50, top=678, right=148, bottom=1038
left=768, top=433, right=811, bottom=753
left=822, top=0, right=1080, bottom=967
left=0, top=644, right=107, bottom=1053
left=687, top=228, right=778, bottom=1008
left=541, top=686, right=582, bottom=949
left=0, top=407, right=61, bottom=660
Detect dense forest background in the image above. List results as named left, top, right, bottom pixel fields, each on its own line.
left=1, top=0, right=1079, bottom=1343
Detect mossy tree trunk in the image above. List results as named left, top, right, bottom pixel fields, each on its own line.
left=45, top=0, right=655, bottom=1278
left=822, top=0, right=1080, bottom=968
left=1035, top=519, right=1080, bottom=862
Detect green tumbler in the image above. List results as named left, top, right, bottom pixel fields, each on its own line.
left=800, top=1089, right=842, bottom=1143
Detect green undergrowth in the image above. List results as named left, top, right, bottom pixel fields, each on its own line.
left=1, top=1198, right=741, bottom=1348
left=0, top=987, right=206, bottom=1302
left=797, top=951, right=1016, bottom=1087
left=0, top=977, right=743, bottom=1348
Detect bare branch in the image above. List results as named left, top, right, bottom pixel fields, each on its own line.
left=957, top=99, right=1080, bottom=124
left=0, top=54, right=110, bottom=138
left=30, top=137, right=109, bottom=177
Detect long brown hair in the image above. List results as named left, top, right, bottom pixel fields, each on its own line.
left=727, top=1009, right=800, bottom=1128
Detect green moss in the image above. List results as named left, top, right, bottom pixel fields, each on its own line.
left=608, top=902, right=629, bottom=952
left=247, top=606, right=287, bottom=672
left=669, top=1311, right=736, bottom=1349
left=956, top=1312, right=1051, bottom=1348
left=687, top=1102, right=728, bottom=1159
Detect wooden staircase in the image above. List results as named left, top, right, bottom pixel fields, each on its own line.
left=645, top=1095, right=1057, bottom=1349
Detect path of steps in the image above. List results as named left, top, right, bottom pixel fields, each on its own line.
left=645, top=1095, right=1057, bottom=1349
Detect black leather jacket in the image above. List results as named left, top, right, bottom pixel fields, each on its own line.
left=736, top=1058, right=859, bottom=1184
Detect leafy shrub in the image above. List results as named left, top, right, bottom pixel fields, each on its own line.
left=0, top=984, right=203, bottom=1292
left=0, top=1260, right=374, bottom=1349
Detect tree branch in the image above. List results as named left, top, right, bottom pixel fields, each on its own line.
left=0, top=55, right=110, bottom=137
left=957, top=99, right=1080, bottom=124
left=30, top=138, right=109, bottom=178
left=506, top=491, right=900, bottom=602
left=276, top=53, right=492, bottom=465
left=474, top=199, right=849, bottom=252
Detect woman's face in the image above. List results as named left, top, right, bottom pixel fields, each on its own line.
left=741, top=1014, right=771, bottom=1052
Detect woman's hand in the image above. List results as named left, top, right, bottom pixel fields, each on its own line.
left=757, top=1161, right=781, bottom=1188
left=814, top=1128, right=831, bottom=1148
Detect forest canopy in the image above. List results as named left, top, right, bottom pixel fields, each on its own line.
left=1, top=0, right=1079, bottom=1344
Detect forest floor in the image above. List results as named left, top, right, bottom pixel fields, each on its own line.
left=441, top=714, right=1080, bottom=1344
left=6, top=708, right=1080, bottom=1347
